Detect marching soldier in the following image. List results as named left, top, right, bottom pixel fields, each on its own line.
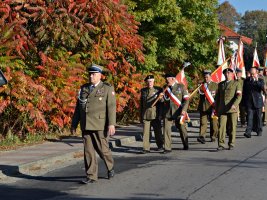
left=140, top=75, right=164, bottom=153
left=216, top=68, right=242, bottom=150
left=197, top=70, right=218, bottom=144
left=160, top=73, right=189, bottom=153
left=71, top=64, right=116, bottom=184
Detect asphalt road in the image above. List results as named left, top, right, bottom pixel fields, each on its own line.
left=1, top=124, right=267, bottom=200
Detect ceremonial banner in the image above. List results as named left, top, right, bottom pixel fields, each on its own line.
left=217, top=37, right=226, bottom=66
left=211, top=58, right=229, bottom=83
left=176, top=62, right=190, bottom=89
left=252, top=47, right=260, bottom=67
left=236, top=40, right=246, bottom=78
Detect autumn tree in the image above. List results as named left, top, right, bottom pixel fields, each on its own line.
left=217, top=1, right=241, bottom=30
left=0, top=0, right=144, bottom=137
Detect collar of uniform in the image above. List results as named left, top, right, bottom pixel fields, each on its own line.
left=91, top=81, right=101, bottom=88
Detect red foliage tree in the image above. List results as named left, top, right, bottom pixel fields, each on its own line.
left=0, top=0, right=144, bottom=136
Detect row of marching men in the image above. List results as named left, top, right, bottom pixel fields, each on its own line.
left=140, top=67, right=267, bottom=153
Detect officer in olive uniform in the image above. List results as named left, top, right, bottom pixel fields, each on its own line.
left=197, top=70, right=218, bottom=144
left=140, top=75, right=164, bottom=153
left=216, top=68, right=242, bottom=150
left=71, top=64, right=116, bottom=184
left=161, top=73, right=189, bottom=153
left=236, top=68, right=246, bottom=127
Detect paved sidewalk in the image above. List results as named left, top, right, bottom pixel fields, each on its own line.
left=0, top=113, right=200, bottom=182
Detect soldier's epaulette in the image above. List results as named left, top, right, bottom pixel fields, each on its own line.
left=103, top=82, right=112, bottom=87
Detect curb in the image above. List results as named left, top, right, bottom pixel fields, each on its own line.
left=0, top=120, right=199, bottom=182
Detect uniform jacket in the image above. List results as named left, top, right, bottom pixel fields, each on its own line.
left=197, top=81, right=218, bottom=112
left=216, top=80, right=242, bottom=115
left=163, top=82, right=189, bottom=119
left=237, top=78, right=245, bottom=106
left=243, top=77, right=265, bottom=109
left=71, top=81, right=116, bottom=131
left=140, top=86, right=162, bottom=121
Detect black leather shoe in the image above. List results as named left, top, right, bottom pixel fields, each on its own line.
left=211, top=138, right=216, bottom=142
left=162, top=150, right=172, bottom=154
left=244, top=133, right=251, bottom=138
left=217, top=146, right=226, bottom=151
left=81, top=178, right=96, bottom=184
left=183, top=146, right=189, bottom=150
left=108, top=169, right=115, bottom=179
left=228, top=145, right=234, bottom=150
left=197, top=136, right=206, bottom=144
left=156, top=147, right=164, bottom=151
left=141, top=150, right=150, bottom=154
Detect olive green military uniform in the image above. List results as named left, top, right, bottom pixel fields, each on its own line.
left=216, top=80, right=242, bottom=148
left=163, top=83, right=189, bottom=150
left=140, top=86, right=163, bottom=151
left=71, top=81, right=116, bottom=181
left=197, top=81, right=219, bottom=141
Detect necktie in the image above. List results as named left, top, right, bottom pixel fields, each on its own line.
left=90, top=85, right=95, bottom=93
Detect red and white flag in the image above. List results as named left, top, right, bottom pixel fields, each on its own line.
left=236, top=40, right=246, bottom=78
left=217, top=37, right=226, bottom=66
left=176, top=62, right=190, bottom=89
left=252, top=46, right=260, bottom=67
left=211, top=58, right=229, bottom=83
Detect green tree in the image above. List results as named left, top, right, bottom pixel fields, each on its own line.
left=123, top=0, right=219, bottom=87
left=217, top=1, right=241, bottom=30
left=238, top=10, right=267, bottom=66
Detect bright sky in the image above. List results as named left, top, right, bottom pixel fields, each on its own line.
left=219, top=0, right=267, bottom=14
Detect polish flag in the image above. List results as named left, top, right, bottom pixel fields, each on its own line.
left=217, top=37, right=226, bottom=66
left=211, top=58, right=229, bottom=83
left=252, top=47, right=260, bottom=67
left=236, top=40, right=246, bottom=78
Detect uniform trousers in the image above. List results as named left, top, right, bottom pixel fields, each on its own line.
left=218, top=113, right=237, bottom=147
left=239, top=105, right=247, bottom=125
left=142, top=119, right=163, bottom=150
left=199, top=111, right=218, bottom=140
left=164, top=118, right=188, bottom=150
left=83, top=130, right=114, bottom=180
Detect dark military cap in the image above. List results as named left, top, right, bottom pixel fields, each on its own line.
left=223, top=68, right=234, bottom=74
left=87, top=63, right=103, bottom=73
left=144, top=75, right=154, bottom=81
left=258, top=67, right=264, bottom=71
left=203, top=70, right=211, bottom=75
left=236, top=68, right=242, bottom=73
left=164, top=73, right=176, bottom=78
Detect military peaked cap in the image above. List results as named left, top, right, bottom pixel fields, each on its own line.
left=144, top=75, right=154, bottom=81
left=88, top=63, right=103, bottom=73
left=203, top=70, right=211, bottom=75
left=236, top=68, right=242, bottom=73
left=164, top=73, right=176, bottom=78
left=223, top=68, right=234, bottom=74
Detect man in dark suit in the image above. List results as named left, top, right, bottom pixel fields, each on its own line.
left=243, top=67, right=266, bottom=138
